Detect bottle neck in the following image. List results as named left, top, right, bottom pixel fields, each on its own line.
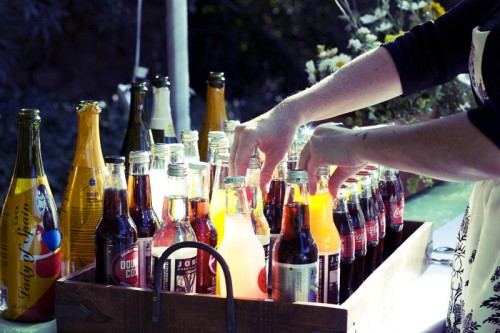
left=150, top=86, right=175, bottom=135
left=213, top=162, right=229, bottom=191
left=103, top=163, right=129, bottom=217
left=282, top=182, right=310, bottom=233
left=14, top=120, right=44, bottom=178
left=74, top=108, right=105, bottom=168
left=128, top=162, right=153, bottom=209
left=189, top=171, right=209, bottom=201
left=128, top=89, right=148, bottom=128
left=183, top=141, right=200, bottom=161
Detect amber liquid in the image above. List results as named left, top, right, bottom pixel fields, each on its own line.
left=128, top=174, right=159, bottom=237
left=264, top=179, right=286, bottom=234
left=333, top=211, right=355, bottom=303
left=189, top=197, right=218, bottom=294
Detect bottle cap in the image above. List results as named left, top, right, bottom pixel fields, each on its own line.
left=169, top=143, right=185, bottom=163
left=181, top=130, right=199, bottom=142
left=130, top=81, right=148, bottom=92
left=344, top=177, right=358, bottom=183
left=223, top=120, right=240, bottom=132
left=19, top=109, right=41, bottom=122
left=105, top=155, right=125, bottom=164
left=209, top=136, right=229, bottom=150
left=216, top=152, right=230, bottom=162
left=129, top=150, right=150, bottom=164
left=188, top=161, right=209, bottom=171
left=224, top=176, right=245, bottom=184
left=167, top=163, right=188, bottom=177
left=151, top=143, right=170, bottom=156
left=356, top=170, right=371, bottom=177
left=248, top=156, right=261, bottom=169
left=152, top=75, right=170, bottom=88
left=207, top=72, right=225, bottom=88
left=208, top=131, right=226, bottom=140
left=318, top=165, right=330, bottom=176
left=286, top=169, right=307, bottom=184
left=77, top=100, right=102, bottom=114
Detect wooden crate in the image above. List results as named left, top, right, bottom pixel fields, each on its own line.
left=55, top=220, right=432, bottom=333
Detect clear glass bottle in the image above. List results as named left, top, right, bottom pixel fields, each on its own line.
left=120, top=81, right=151, bottom=174
left=149, top=75, right=178, bottom=144
left=94, top=156, right=139, bottom=287
left=188, top=161, right=218, bottom=294
left=128, top=150, right=160, bottom=288
left=199, top=72, right=228, bottom=162
left=181, top=129, right=200, bottom=163
left=207, top=135, right=229, bottom=200
left=0, top=109, right=62, bottom=321
left=365, top=164, right=386, bottom=268
left=168, top=143, right=185, bottom=164
left=150, top=143, right=170, bottom=218
left=272, top=170, right=318, bottom=303
left=309, top=166, right=341, bottom=304
left=264, top=154, right=287, bottom=235
left=217, top=176, right=267, bottom=299
left=151, top=163, right=197, bottom=292
left=60, top=101, right=105, bottom=277
left=223, top=119, right=240, bottom=151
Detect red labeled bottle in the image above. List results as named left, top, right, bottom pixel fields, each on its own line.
left=345, top=177, right=366, bottom=292
left=188, top=161, right=218, bottom=294
left=264, top=154, right=287, bottom=235
left=365, top=164, right=386, bottom=268
left=333, top=185, right=355, bottom=304
left=94, top=156, right=139, bottom=287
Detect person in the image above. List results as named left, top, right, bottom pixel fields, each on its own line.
left=229, top=0, right=500, bottom=331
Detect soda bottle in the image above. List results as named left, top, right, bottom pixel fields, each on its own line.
left=272, top=170, right=318, bottom=303
left=309, top=166, right=341, bottom=304
left=181, top=130, right=200, bottom=164
left=345, top=177, right=366, bottom=292
left=207, top=135, right=229, bottom=200
left=365, top=164, right=386, bottom=268
left=199, top=72, right=228, bottom=162
left=264, top=154, right=287, bottom=234
left=60, top=101, right=105, bottom=276
left=120, top=81, right=151, bottom=174
left=333, top=185, right=355, bottom=304
left=150, top=143, right=170, bottom=218
left=149, top=75, right=178, bottom=144
left=223, top=119, right=240, bottom=151
left=188, top=161, right=218, bottom=294
left=127, top=150, right=160, bottom=288
left=0, top=109, right=62, bottom=322
left=217, top=176, right=267, bottom=299
left=356, top=170, right=379, bottom=279
left=245, top=155, right=271, bottom=292
left=151, top=163, right=197, bottom=292
left=204, top=131, right=226, bottom=163
left=379, top=166, right=404, bottom=260
left=94, top=156, right=139, bottom=287
left=168, top=143, right=185, bottom=164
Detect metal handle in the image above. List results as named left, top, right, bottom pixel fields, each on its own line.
left=152, top=241, right=236, bottom=333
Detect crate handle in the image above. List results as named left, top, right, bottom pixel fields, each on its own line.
left=152, top=241, right=236, bottom=333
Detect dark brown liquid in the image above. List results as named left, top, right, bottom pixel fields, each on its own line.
left=347, top=201, right=366, bottom=291
left=128, top=174, right=159, bottom=237
left=333, top=210, right=355, bottom=303
left=379, top=178, right=404, bottom=259
left=264, top=178, right=286, bottom=234
left=189, top=197, right=217, bottom=294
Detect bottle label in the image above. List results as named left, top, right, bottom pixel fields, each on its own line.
left=365, top=219, right=379, bottom=243
left=318, top=252, right=340, bottom=304
left=392, top=204, right=404, bottom=226
left=272, top=261, right=318, bottom=302
left=111, top=245, right=139, bottom=287
left=0, top=177, right=62, bottom=320
left=379, top=212, right=386, bottom=236
left=257, top=235, right=270, bottom=286
left=340, top=234, right=355, bottom=259
left=353, top=227, right=367, bottom=251
left=137, top=237, right=153, bottom=288
left=153, top=249, right=197, bottom=293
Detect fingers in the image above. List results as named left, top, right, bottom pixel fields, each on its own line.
left=297, top=141, right=319, bottom=196
left=328, top=165, right=365, bottom=198
left=229, top=125, right=256, bottom=177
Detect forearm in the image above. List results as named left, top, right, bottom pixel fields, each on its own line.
left=356, top=112, right=500, bottom=181
left=285, top=46, right=403, bottom=126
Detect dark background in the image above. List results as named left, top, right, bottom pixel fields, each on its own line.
left=0, top=0, right=458, bottom=206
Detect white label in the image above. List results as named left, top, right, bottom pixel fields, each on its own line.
left=152, top=247, right=197, bottom=292
left=137, top=237, right=153, bottom=288
left=318, top=252, right=340, bottom=304
left=272, top=261, right=318, bottom=302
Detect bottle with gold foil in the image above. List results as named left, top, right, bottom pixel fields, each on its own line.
left=0, top=109, right=62, bottom=322
left=60, top=101, right=106, bottom=277
left=199, top=72, right=228, bottom=162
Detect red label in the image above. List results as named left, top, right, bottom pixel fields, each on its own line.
left=340, top=234, right=355, bottom=258
left=353, top=228, right=366, bottom=251
left=379, top=212, right=386, bottom=235
left=365, top=219, right=379, bottom=242
left=392, top=205, right=404, bottom=225
left=112, top=246, right=139, bottom=287
left=258, top=267, right=267, bottom=293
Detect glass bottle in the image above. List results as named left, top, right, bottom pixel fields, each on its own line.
left=333, top=185, right=355, bottom=304
left=127, top=150, right=160, bottom=288
left=379, top=166, right=404, bottom=260
left=264, top=154, right=287, bottom=235
left=272, top=169, right=318, bottom=303
left=245, top=155, right=271, bottom=292
left=309, top=166, right=341, bottom=304
left=181, top=129, right=200, bottom=164
left=0, top=109, right=62, bottom=322
left=188, top=161, right=218, bottom=294
left=356, top=170, right=379, bottom=280
left=208, top=135, right=229, bottom=200
left=345, top=177, right=367, bottom=292
left=151, top=163, right=197, bottom=292
left=94, top=156, right=139, bottom=287
left=149, top=75, right=178, bottom=144
left=60, top=101, right=105, bottom=277
left=199, top=72, right=228, bottom=162
left=217, top=176, right=267, bottom=299
left=223, top=119, right=240, bottom=151
left=365, top=164, right=386, bottom=268
left=168, top=143, right=185, bottom=164
left=120, top=81, right=151, bottom=174
left=150, top=143, right=170, bottom=218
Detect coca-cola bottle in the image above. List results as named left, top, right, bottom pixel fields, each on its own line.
left=365, top=164, right=386, bottom=268
left=264, top=154, right=287, bottom=235
left=333, top=185, right=355, bottom=304
left=356, top=170, right=379, bottom=280
left=379, top=166, right=404, bottom=260
left=345, top=177, right=366, bottom=292
left=127, top=150, right=160, bottom=288
left=272, top=170, right=318, bottom=302
left=94, top=156, right=139, bottom=287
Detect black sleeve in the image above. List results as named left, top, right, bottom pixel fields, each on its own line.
left=382, top=0, right=498, bottom=96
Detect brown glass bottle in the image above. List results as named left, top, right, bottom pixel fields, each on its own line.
left=94, top=156, right=139, bottom=287
left=272, top=170, right=318, bottom=302
left=127, top=150, right=160, bottom=288
left=199, top=72, right=228, bottom=162
left=188, top=161, right=218, bottom=294
left=264, top=154, right=287, bottom=234
left=333, top=185, right=355, bottom=304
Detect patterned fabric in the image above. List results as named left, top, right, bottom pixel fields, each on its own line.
left=446, top=179, right=500, bottom=332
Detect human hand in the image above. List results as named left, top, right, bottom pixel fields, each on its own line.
left=298, top=123, right=367, bottom=197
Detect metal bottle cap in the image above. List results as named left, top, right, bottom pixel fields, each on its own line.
left=224, top=176, right=245, bottom=184
left=181, top=130, right=199, bottom=142
left=286, top=169, right=308, bottom=184
left=129, top=150, right=150, bottom=164
left=105, top=155, right=125, bottom=164
left=167, top=163, right=188, bottom=177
